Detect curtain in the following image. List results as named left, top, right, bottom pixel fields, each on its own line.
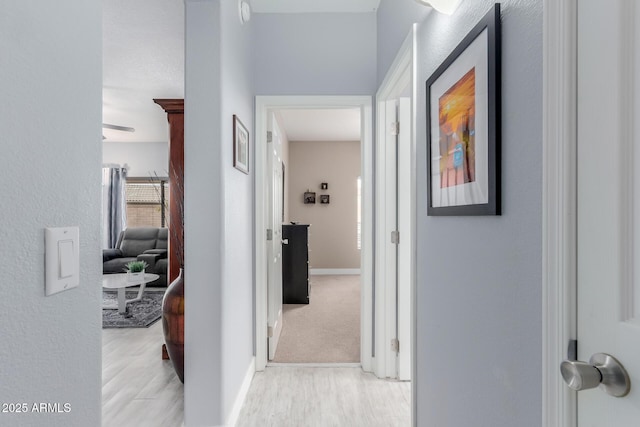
left=102, top=166, right=127, bottom=248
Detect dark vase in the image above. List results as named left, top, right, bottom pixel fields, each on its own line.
left=162, top=268, right=184, bottom=383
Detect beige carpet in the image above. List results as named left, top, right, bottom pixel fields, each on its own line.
left=272, top=275, right=361, bottom=363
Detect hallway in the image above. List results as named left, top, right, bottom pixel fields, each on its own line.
left=236, top=367, right=410, bottom=427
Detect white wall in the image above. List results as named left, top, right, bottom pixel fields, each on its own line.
left=252, top=13, right=377, bottom=95
left=0, top=2, right=102, bottom=426
left=376, top=0, right=430, bottom=85
left=379, top=0, right=543, bottom=425
left=184, top=0, right=254, bottom=425
left=102, top=141, right=169, bottom=177
left=220, top=0, right=255, bottom=420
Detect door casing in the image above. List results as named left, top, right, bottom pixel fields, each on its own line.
left=542, top=0, right=578, bottom=426
left=254, top=96, right=373, bottom=371
left=375, top=27, right=416, bottom=383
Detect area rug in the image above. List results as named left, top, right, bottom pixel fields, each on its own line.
left=102, top=289, right=165, bottom=329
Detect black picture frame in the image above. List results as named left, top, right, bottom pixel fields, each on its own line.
left=426, top=4, right=501, bottom=216
left=321, top=183, right=328, bottom=190
left=320, top=194, right=330, bottom=204
left=304, top=191, right=316, bottom=204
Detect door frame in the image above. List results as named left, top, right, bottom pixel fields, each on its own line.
left=254, top=96, right=373, bottom=371
left=375, top=26, right=416, bottom=382
left=542, top=0, right=578, bottom=426
left=266, top=113, right=284, bottom=361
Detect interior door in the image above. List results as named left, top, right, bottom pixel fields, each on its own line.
left=376, top=97, right=412, bottom=380
left=571, top=0, right=640, bottom=423
left=397, top=97, right=412, bottom=381
left=267, top=112, right=284, bottom=360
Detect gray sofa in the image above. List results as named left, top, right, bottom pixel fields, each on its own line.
left=102, top=227, right=168, bottom=287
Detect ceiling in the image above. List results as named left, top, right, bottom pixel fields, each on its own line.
left=103, top=0, right=184, bottom=143
left=252, top=0, right=380, bottom=13
left=277, top=109, right=361, bottom=141
left=102, top=0, right=381, bottom=143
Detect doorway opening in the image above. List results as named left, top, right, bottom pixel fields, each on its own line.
left=255, top=96, right=374, bottom=371
left=267, top=108, right=363, bottom=364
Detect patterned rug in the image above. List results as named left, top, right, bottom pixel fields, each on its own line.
left=102, top=290, right=165, bottom=328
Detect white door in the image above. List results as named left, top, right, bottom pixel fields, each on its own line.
left=397, top=97, right=412, bottom=381
left=267, top=112, right=284, bottom=360
left=375, top=98, right=412, bottom=380
left=571, top=0, right=640, bottom=423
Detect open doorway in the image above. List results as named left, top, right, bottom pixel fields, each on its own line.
left=268, top=108, right=362, bottom=364
left=255, top=92, right=415, bottom=382
left=255, top=96, right=374, bottom=372
left=101, top=0, right=184, bottom=425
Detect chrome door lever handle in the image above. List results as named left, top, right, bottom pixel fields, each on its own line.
left=282, top=239, right=289, bottom=245
left=560, top=353, right=630, bottom=397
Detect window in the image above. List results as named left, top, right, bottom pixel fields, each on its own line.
left=125, top=178, right=169, bottom=228
left=357, top=177, right=362, bottom=250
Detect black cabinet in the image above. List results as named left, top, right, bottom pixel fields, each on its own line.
left=282, top=224, right=309, bottom=304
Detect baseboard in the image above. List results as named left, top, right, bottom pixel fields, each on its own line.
left=309, top=269, right=361, bottom=276
left=225, top=357, right=255, bottom=427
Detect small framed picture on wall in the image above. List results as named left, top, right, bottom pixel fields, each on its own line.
left=304, top=191, right=316, bottom=204
left=233, top=115, right=250, bottom=174
left=320, top=195, right=330, bottom=204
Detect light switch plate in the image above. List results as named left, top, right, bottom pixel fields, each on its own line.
left=45, top=227, right=80, bottom=296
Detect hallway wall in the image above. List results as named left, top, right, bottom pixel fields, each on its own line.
left=378, top=0, right=543, bottom=425
left=184, top=0, right=254, bottom=425
left=252, top=12, right=377, bottom=95
left=0, top=2, right=103, bottom=426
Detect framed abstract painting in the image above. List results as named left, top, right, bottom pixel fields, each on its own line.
left=426, top=4, right=501, bottom=216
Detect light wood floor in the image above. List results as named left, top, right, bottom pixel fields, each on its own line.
left=102, top=323, right=410, bottom=427
left=102, top=321, right=184, bottom=427
left=236, top=367, right=411, bottom=427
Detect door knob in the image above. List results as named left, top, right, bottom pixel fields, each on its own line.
left=560, top=353, right=630, bottom=397
left=282, top=239, right=289, bottom=245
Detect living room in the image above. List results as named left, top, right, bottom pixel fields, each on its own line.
left=101, top=0, right=185, bottom=425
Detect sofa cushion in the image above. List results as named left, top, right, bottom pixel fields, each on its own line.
left=103, top=248, right=123, bottom=262
left=103, top=257, right=137, bottom=274
left=156, top=228, right=168, bottom=250
left=118, top=227, right=164, bottom=257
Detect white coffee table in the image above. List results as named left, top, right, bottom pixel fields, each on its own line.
left=102, top=273, right=160, bottom=314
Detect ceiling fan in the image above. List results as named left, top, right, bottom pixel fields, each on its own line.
left=102, top=123, right=135, bottom=140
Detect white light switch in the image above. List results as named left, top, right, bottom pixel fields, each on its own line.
left=45, top=227, right=79, bottom=296
left=58, top=240, right=74, bottom=278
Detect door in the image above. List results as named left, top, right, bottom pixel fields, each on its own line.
left=375, top=97, right=412, bottom=380
left=267, top=112, right=284, bottom=360
left=570, top=0, right=640, bottom=423
left=396, top=97, right=412, bottom=381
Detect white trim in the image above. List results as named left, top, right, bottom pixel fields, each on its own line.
left=375, top=99, right=398, bottom=379
left=225, top=357, right=255, bottom=427
left=255, top=96, right=374, bottom=373
left=361, top=99, right=374, bottom=374
left=309, top=268, right=361, bottom=275
left=542, top=1, right=577, bottom=427
left=619, top=0, right=636, bottom=322
left=374, top=28, right=416, bottom=382
left=409, top=24, right=418, bottom=427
